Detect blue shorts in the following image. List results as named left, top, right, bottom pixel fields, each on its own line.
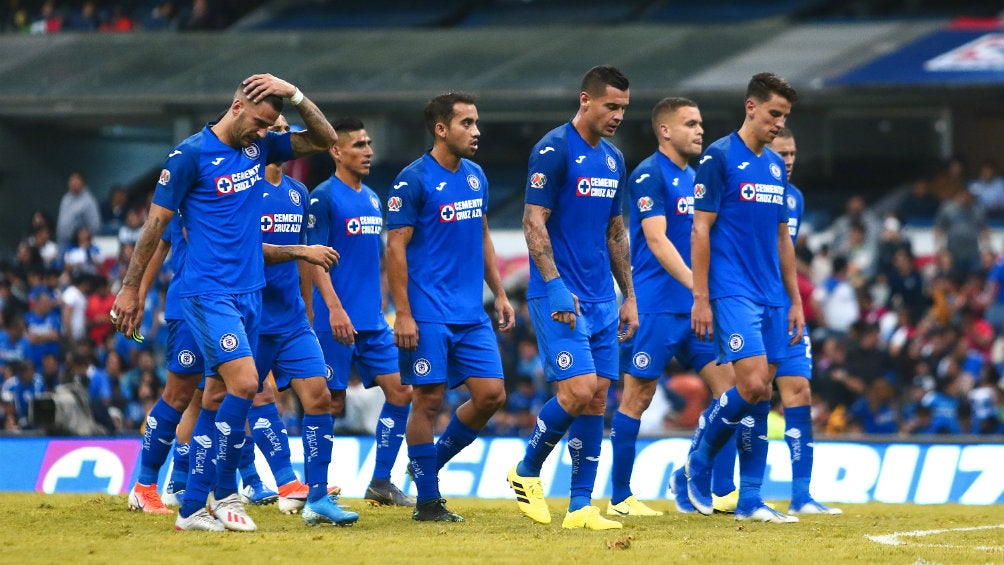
left=165, top=318, right=206, bottom=376
left=775, top=335, right=812, bottom=379
left=399, top=319, right=503, bottom=389
left=256, top=320, right=328, bottom=391
left=317, top=324, right=399, bottom=391
left=529, top=298, right=619, bottom=382
left=711, top=296, right=788, bottom=364
left=619, top=312, right=716, bottom=379
left=181, top=290, right=260, bottom=374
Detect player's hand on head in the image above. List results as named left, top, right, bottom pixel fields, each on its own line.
left=242, top=73, right=296, bottom=104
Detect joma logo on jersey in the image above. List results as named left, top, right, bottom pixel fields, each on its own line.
left=575, top=177, right=618, bottom=198
left=260, top=213, right=302, bottom=233
left=216, top=164, right=261, bottom=195
left=439, top=198, right=483, bottom=223
left=345, top=215, right=382, bottom=235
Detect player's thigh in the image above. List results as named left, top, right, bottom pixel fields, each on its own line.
left=399, top=321, right=450, bottom=387
left=447, top=320, right=504, bottom=389
left=581, top=299, right=621, bottom=381
left=316, top=330, right=354, bottom=392
left=354, top=328, right=400, bottom=389
left=528, top=297, right=596, bottom=382
left=624, top=312, right=690, bottom=379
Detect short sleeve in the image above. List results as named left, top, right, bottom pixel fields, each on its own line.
left=524, top=139, right=567, bottom=210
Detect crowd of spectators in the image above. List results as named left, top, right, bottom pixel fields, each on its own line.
left=2, top=158, right=1003, bottom=439
left=0, top=0, right=264, bottom=33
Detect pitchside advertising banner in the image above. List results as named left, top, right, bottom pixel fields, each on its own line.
left=0, top=437, right=1002, bottom=504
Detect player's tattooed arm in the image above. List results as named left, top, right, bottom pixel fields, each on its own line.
left=606, top=214, right=634, bottom=300
left=262, top=243, right=339, bottom=270
left=523, top=203, right=560, bottom=281
left=112, top=203, right=175, bottom=338
left=289, top=97, right=337, bottom=157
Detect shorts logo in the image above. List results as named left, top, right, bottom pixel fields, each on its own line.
left=637, top=196, right=654, bottom=212
left=632, top=352, right=651, bottom=370
left=178, top=350, right=196, bottom=368
left=467, top=174, right=481, bottom=191
left=694, top=183, right=706, bottom=199
left=740, top=183, right=756, bottom=201
left=530, top=172, right=547, bottom=189
left=387, top=196, right=403, bottom=212
left=556, top=351, right=573, bottom=370
left=413, top=358, right=432, bottom=377
left=606, top=154, right=617, bottom=172
left=220, top=333, right=239, bottom=353
left=787, top=194, right=797, bottom=210
left=325, top=365, right=334, bottom=382
left=770, top=163, right=782, bottom=180
left=370, top=195, right=381, bottom=210
left=242, top=144, right=260, bottom=159
left=158, top=169, right=170, bottom=186
left=288, top=189, right=301, bottom=206
left=728, top=333, right=744, bottom=352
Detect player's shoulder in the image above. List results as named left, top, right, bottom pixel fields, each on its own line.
left=629, top=152, right=662, bottom=182
left=396, top=155, right=427, bottom=182
left=283, top=175, right=308, bottom=195
left=164, top=132, right=203, bottom=165
left=311, top=177, right=333, bottom=197
left=787, top=182, right=803, bottom=199
left=532, top=124, right=570, bottom=154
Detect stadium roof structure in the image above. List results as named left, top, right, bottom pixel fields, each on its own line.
left=0, top=18, right=997, bottom=127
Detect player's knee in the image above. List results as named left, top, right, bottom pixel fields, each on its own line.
left=737, top=380, right=771, bottom=403
left=161, top=385, right=194, bottom=412
left=385, top=384, right=413, bottom=406
left=473, top=387, right=506, bottom=415
left=328, top=391, right=346, bottom=418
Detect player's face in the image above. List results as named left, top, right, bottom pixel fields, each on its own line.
left=583, top=85, right=629, bottom=139
left=335, top=129, right=374, bottom=178
left=747, top=92, right=791, bottom=146
left=768, top=135, right=796, bottom=178
left=665, top=105, right=703, bottom=160
left=233, top=99, right=280, bottom=147
left=442, top=103, right=480, bottom=159
left=267, top=115, right=290, bottom=134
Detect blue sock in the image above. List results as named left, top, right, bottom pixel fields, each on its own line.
left=237, top=440, right=259, bottom=485
left=567, top=414, right=603, bottom=512
left=693, top=387, right=752, bottom=467
left=180, top=409, right=216, bottom=518
left=213, top=394, right=252, bottom=500
left=712, top=430, right=738, bottom=496
left=374, top=402, right=409, bottom=480
left=138, top=399, right=182, bottom=485
left=168, top=442, right=190, bottom=492
left=302, top=413, right=333, bottom=502
left=408, top=443, right=440, bottom=504
left=436, top=414, right=479, bottom=471
left=689, top=401, right=717, bottom=456
left=518, top=397, right=575, bottom=477
left=737, top=401, right=770, bottom=509
left=784, top=404, right=813, bottom=504
left=248, top=403, right=297, bottom=487
left=609, top=411, right=640, bottom=505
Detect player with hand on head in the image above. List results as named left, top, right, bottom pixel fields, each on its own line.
left=508, top=65, right=637, bottom=531
left=307, top=118, right=415, bottom=508
left=386, top=92, right=514, bottom=522
left=687, top=72, right=804, bottom=524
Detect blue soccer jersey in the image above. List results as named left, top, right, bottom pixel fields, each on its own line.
left=629, top=151, right=695, bottom=315
left=260, top=175, right=310, bottom=334
left=307, top=176, right=386, bottom=331
left=386, top=152, right=490, bottom=324
left=786, top=182, right=804, bottom=246
left=151, top=124, right=293, bottom=298
left=525, top=122, right=626, bottom=303
left=693, top=132, right=789, bottom=307
left=161, top=216, right=188, bottom=322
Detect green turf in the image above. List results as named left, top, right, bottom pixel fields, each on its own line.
left=2, top=494, right=1001, bottom=565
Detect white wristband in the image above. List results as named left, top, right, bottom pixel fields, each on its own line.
left=290, top=88, right=304, bottom=106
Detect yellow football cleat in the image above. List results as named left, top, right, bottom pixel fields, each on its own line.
left=712, top=489, right=739, bottom=513
left=562, top=506, right=624, bottom=530
left=606, top=495, right=663, bottom=517
left=507, top=465, right=551, bottom=524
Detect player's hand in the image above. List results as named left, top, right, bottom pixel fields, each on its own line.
left=300, top=245, right=339, bottom=271
left=788, top=304, right=805, bottom=346
left=110, top=286, right=141, bottom=339
left=496, top=296, right=515, bottom=333
left=242, top=73, right=296, bottom=104
left=617, top=295, right=639, bottom=342
left=394, top=312, right=419, bottom=351
left=545, top=277, right=579, bottom=330
left=329, top=307, right=356, bottom=347
left=691, top=299, right=713, bottom=342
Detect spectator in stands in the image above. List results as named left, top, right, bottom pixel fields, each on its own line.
left=100, top=185, right=130, bottom=233
left=897, top=175, right=941, bottom=223
left=0, top=314, right=30, bottom=370
left=816, top=255, right=859, bottom=337
left=39, top=351, right=62, bottom=391
left=98, top=4, right=133, bottom=32
left=63, top=0, right=98, bottom=31
left=968, top=158, right=1004, bottom=213
left=846, top=378, right=899, bottom=434
left=1, top=359, right=45, bottom=429
left=844, top=321, right=893, bottom=397
left=60, top=272, right=92, bottom=342
left=141, top=1, right=178, bottom=30
left=56, top=172, right=101, bottom=246
left=968, top=364, right=1001, bottom=433
left=85, top=275, right=115, bottom=345
left=27, top=220, right=60, bottom=270
left=887, top=247, right=928, bottom=322
left=30, top=0, right=61, bottom=34
left=180, top=0, right=214, bottom=30
left=830, top=195, right=880, bottom=260
left=875, top=216, right=911, bottom=280
left=935, top=188, right=988, bottom=279
left=62, top=226, right=102, bottom=276
left=117, top=207, right=144, bottom=246
left=25, top=288, right=60, bottom=369
left=928, top=156, right=968, bottom=202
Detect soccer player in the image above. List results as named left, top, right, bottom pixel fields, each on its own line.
left=767, top=127, right=842, bottom=516
left=307, top=118, right=416, bottom=508
left=687, top=72, right=804, bottom=523
left=110, top=74, right=338, bottom=532
left=386, top=92, right=514, bottom=522
left=608, top=97, right=737, bottom=516
left=508, top=66, right=638, bottom=531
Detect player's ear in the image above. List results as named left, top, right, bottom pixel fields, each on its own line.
left=744, top=98, right=756, bottom=116
left=435, top=121, right=448, bottom=138
left=580, top=91, right=590, bottom=109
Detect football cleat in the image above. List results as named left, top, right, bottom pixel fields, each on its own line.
left=277, top=480, right=310, bottom=514
left=174, top=507, right=225, bottom=532
left=712, top=489, right=740, bottom=513
left=210, top=493, right=257, bottom=532
left=789, top=498, right=843, bottom=515
left=128, top=483, right=173, bottom=515
left=162, top=483, right=185, bottom=507
left=606, top=495, right=663, bottom=517
left=412, top=498, right=464, bottom=522
left=365, top=480, right=416, bottom=507
left=239, top=480, right=278, bottom=506
left=685, top=455, right=714, bottom=516
left=735, top=503, right=799, bottom=523
left=670, top=468, right=696, bottom=514
left=303, top=496, right=360, bottom=527
left=507, top=465, right=551, bottom=524
left=562, top=506, right=623, bottom=530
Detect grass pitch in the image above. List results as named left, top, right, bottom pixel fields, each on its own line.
left=2, top=494, right=1001, bottom=565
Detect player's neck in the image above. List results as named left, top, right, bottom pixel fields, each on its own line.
left=210, top=120, right=238, bottom=149
left=737, top=124, right=766, bottom=155
left=571, top=115, right=601, bottom=148
left=658, top=144, right=689, bottom=170
left=265, top=164, right=283, bottom=186
left=334, top=170, right=363, bottom=191
left=430, top=145, right=461, bottom=172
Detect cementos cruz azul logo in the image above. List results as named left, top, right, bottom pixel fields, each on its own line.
left=36, top=440, right=139, bottom=494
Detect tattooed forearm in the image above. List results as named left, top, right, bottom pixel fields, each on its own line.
left=263, top=243, right=298, bottom=265
left=607, top=215, right=634, bottom=299
left=291, top=98, right=336, bottom=156
left=523, top=205, right=560, bottom=281
left=122, top=216, right=166, bottom=288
